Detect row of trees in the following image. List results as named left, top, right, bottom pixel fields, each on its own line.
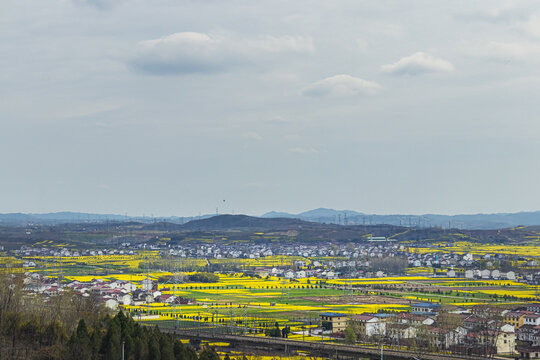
left=367, top=257, right=408, bottom=274
left=264, top=322, right=291, bottom=338
left=139, top=258, right=245, bottom=273
left=187, top=273, right=219, bottom=283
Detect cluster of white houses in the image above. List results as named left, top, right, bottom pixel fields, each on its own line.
left=318, top=303, right=540, bottom=357
left=21, top=270, right=540, bottom=358
left=23, top=273, right=194, bottom=310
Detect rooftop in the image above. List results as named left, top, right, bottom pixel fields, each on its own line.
left=413, top=302, right=442, bottom=308
left=320, top=312, right=348, bottom=318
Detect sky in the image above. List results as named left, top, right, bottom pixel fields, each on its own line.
left=2, top=0, right=540, bottom=217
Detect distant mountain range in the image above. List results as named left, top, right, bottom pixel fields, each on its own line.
left=0, top=212, right=212, bottom=226
left=263, top=208, right=363, bottom=219
left=2, top=208, right=540, bottom=230
left=261, top=208, right=540, bottom=230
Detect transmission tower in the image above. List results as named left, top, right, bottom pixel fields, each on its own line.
left=229, top=308, right=234, bottom=334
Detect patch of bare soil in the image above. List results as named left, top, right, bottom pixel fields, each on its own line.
left=300, top=295, right=410, bottom=305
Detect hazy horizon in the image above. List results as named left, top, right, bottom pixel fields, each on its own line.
left=2, top=207, right=540, bottom=219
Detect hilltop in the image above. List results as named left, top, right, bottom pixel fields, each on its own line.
left=178, top=214, right=317, bottom=231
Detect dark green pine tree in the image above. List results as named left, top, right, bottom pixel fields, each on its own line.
left=90, top=329, right=102, bottom=360
left=134, top=336, right=149, bottom=360
left=159, top=335, right=175, bottom=360
left=173, top=341, right=196, bottom=360
left=148, top=334, right=161, bottom=360
left=198, top=347, right=220, bottom=360
left=116, top=310, right=135, bottom=339
left=101, top=319, right=122, bottom=359
left=124, top=334, right=135, bottom=360
left=65, top=319, right=92, bottom=360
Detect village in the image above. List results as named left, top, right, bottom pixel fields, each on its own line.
left=6, top=237, right=538, bottom=359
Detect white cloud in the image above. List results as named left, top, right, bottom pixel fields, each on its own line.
left=381, top=52, right=454, bottom=76
left=241, top=132, right=263, bottom=141
left=128, top=32, right=313, bottom=75
left=263, top=116, right=293, bottom=125
left=244, top=182, right=266, bottom=188
left=469, top=41, right=540, bottom=61
left=485, top=41, right=540, bottom=60
left=355, top=38, right=368, bottom=52
left=73, top=0, right=123, bottom=9
left=289, top=147, right=318, bottom=154
left=283, top=134, right=300, bottom=141
left=302, top=74, right=381, bottom=97
left=368, top=21, right=403, bottom=38
left=523, top=14, right=540, bottom=39
left=456, top=4, right=529, bottom=24
left=246, top=35, right=313, bottom=53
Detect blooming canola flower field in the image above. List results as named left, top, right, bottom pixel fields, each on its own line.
left=53, top=268, right=537, bottom=335
left=407, top=241, right=540, bottom=257
left=5, top=243, right=540, bottom=337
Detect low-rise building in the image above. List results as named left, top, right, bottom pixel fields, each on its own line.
left=505, top=311, right=528, bottom=329
left=411, top=302, right=441, bottom=315
left=320, top=312, right=348, bottom=333
left=518, top=346, right=540, bottom=359
left=497, top=324, right=517, bottom=355
left=349, top=314, right=386, bottom=337
left=525, top=315, right=540, bottom=327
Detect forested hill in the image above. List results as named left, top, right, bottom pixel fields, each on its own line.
left=178, top=214, right=317, bottom=230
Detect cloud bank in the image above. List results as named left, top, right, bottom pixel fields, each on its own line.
left=480, top=41, right=540, bottom=61
left=302, top=74, right=381, bottom=97
left=381, top=52, right=454, bottom=76
left=127, top=32, right=314, bottom=75
left=289, top=147, right=318, bottom=154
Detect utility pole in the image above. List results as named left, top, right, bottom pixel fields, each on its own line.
left=287, top=279, right=290, bottom=302
left=144, top=244, right=150, bottom=316
left=122, top=341, right=125, bottom=360
left=56, top=253, right=62, bottom=295
left=230, top=308, right=234, bottom=334
left=174, top=284, right=178, bottom=330
left=243, top=306, right=247, bottom=335
left=213, top=309, right=218, bottom=335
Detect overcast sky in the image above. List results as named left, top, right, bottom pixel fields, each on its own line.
left=2, top=0, right=540, bottom=217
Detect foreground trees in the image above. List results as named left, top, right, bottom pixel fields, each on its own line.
left=65, top=311, right=198, bottom=360
left=0, top=274, right=106, bottom=359
left=0, top=274, right=209, bottom=360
